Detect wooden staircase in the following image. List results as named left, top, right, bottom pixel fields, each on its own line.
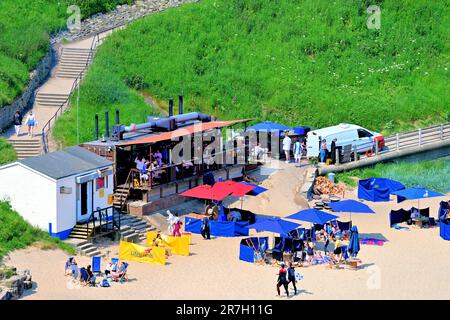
left=113, top=185, right=131, bottom=212
left=67, top=224, right=95, bottom=240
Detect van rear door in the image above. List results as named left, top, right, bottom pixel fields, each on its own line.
left=306, top=131, right=320, bottom=158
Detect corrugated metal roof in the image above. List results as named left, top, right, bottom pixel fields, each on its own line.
left=19, top=146, right=112, bottom=180
left=116, top=119, right=251, bottom=146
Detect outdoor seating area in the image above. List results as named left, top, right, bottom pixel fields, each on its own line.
left=64, top=256, right=129, bottom=288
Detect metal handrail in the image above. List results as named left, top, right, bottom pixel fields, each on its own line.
left=41, top=33, right=101, bottom=153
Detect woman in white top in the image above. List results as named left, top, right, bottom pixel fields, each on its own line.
left=25, top=111, right=37, bottom=136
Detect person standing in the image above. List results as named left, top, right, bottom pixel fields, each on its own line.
left=287, top=262, right=297, bottom=295
left=293, top=138, right=302, bottom=165
left=330, top=138, right=338, bottom=164
left=319, top=139, right=327, bottom=163
left=13, top=111, right=23, bottom=137
left=201, top=216, right=211, bottom=240
left=323, top=231, right=330, bottom=255
left=172, top=213, right=183, bottom=237
left=276, top=263, right=289, bottom=297
left=282, top=132, right=292, bottom=163
left=25, top=111, right=37, bottom=136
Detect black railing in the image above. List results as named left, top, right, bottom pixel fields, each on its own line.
left=41, top=33, right=101, bottom=153
left=85, top=206, right=120, bottom=238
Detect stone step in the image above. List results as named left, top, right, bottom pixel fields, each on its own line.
left=36, top=92, right=70, bottom=97
left=36, top=95, right=69, bottom=100
left=85, top=250, right=101, bottom=257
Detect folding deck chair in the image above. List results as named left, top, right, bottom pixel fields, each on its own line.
left=92, top=256, right=102, bottom=274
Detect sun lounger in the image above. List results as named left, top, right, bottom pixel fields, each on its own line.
left=119, top=263, right=129, bottom=283
left=111, top=258, right=119, bottom=272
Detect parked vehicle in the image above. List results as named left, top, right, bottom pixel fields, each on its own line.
left=306, top=123, right=385, bottom=159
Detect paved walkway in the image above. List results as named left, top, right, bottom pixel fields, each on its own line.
left=3, top=30, right=112, bottom=145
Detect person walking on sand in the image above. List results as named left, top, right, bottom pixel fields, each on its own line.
left=276, top=263, right=289, bottom=297
left=282, top=132, right=292, bottom=163
left=25, top=111, right=37, bottom=136
left=167, top=210, right=176, bottom=235
left=13, top=111, right=23, bottom=137
left=287, top=262, right=297, bottom=295
left=293, top=138, right=302, bottom=165
left=201, top=215, right=211, bottom=240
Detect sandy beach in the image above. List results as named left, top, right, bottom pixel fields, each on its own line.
left=6, top=161, right=450, bottom=300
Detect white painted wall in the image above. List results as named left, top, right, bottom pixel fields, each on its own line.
left=0, top=164, right=57, bottom=231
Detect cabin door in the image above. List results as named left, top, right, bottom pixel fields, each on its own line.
left=77, top=181, right=93, bottom=223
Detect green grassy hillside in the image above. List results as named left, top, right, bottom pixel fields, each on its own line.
left=0, top=201, right=75, bottom=259
left=53, top=0, right=449, bottom=147
left=0, top=0, right=133, bottom=108
left=336, top=158, right=450, bottom=192
left=0, top=138, right=16, bottom=165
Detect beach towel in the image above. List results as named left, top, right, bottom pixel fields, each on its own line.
left=393, top=225, right=410, bottom=231
left=360, top=239, right=386, bottom=246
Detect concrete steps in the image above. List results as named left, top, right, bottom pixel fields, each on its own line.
left=116, top=213, right=157, bottom=243
left=56, top=48, right=93, bottom=79
left=35, top=92, right=69, bottom=108
left=67, top=239, right=102, bottom=257
left=8, top=138, right=42, bottom=160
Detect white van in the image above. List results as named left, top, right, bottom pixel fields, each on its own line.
left=306, top=123, right=385, bottom=158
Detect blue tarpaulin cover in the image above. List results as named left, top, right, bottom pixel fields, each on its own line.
left=391, top=187, right=444, bottom=203
left=239, top=237, right=269, bottom=263
left=389, top=207, right=430, bottom=227
left=185, top=216, right=250, bottom=237
left=240, top=182, right=268, bottom=196
left=439, top=201, right=450, bottom=241
left=358, top=178, right=405, bottom=202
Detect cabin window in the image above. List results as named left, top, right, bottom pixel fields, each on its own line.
left=96, top=177, right=105, bottom=190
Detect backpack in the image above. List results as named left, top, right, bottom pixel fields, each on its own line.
left=102, top=278, right=110, bottom=287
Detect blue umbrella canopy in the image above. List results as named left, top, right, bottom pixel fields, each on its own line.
left=240, top=182, right=268, bottom=196
left=329, top=199, right=375, bottom=214
left=247, top=121, right=291, bottom=135
left=247, top=217, right=301, bottom=237
left=286, top=208, right=339, bottom=225
left=391, top=186, right=445, bottom=203
left=347, top=225, right=360, bottom=258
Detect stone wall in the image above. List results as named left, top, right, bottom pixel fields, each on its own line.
left=0, top=49, right=54, bottom=133
left=54, top=0, right=198, bottom=43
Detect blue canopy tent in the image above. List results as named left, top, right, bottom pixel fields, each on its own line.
left=438, top=201, right=450, bottom=241
left=358, top=178, right=405, bottom=202
left=247, top=121, right=291, bottom=135
left=287, top=208, right=339, bottom=225
left=391, top=186, right=444, bottom=202
left=240, top=182, right=268, bottom=196
left=247, top=217, right=301, bottom=237
left=329, top=199, right=375, bottom=222
left=391, top=187, right=444, bottom=207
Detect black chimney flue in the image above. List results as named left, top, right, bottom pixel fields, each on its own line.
left=95, top=114, right=99, bottom=140
left=105, top=111, right=109, bottom=137
left=169, top=98, right=174, bottom=117
left=178, top=95, right=183, bottom=115
left=116, top=109, right=120, bottom=125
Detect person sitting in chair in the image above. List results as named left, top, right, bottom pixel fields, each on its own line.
left=64, top=257, right=77, bottom=276
left=112, top=262, right=128, bottom=282
left=227, top=210, right=242, bottom=222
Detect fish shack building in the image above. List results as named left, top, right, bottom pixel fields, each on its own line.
left=0, top=146, right=115, bottom=240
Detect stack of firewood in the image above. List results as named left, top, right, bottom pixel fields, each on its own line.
left=314, top=176, right=345, bottom=195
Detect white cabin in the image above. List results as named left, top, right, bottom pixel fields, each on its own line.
left=0, top=146, right=114, bottom=239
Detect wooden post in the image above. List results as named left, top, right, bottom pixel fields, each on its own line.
left=375, top=140, right=379, bottom=155
left=396, top=133, right=399, bottom=151
left=353, top=150, right=358, bottom=162
left=335, top=149, right=340, bottom=165
left=440, top=124, right=444, bottom=140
